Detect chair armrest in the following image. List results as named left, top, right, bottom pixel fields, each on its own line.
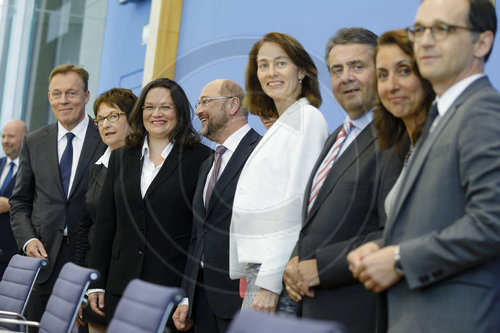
left=0, top=310, right=28, bottom=321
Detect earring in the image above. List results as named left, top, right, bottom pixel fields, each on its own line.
left=299, top=77, right=303, bottom=84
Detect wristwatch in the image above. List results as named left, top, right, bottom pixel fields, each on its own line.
left=394, top=246, right=404, bottom=275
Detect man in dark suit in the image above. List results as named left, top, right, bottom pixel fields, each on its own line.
left=0, top=120, right=27, bottom=277
left=283, top=28, right=396, bottom=333
left=173, top=79, right=260, bottom=333
left=10, top=64, right=105, bottom=325
left=348, top=1, right=500, bottom=332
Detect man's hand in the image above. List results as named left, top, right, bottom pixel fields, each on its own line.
left=26, top=239, right=48, bottom=258
left=283, top=256, right=302, bottom=301
left=347, top=242, right=380, bottom=278
left=172, top=304, right=192, bottom=331
left=252, top=288, right=280, bottom=313
left=0, top=196, right=10, bottom=213
left=75, top=305, right=86, bottom=327
left=357, top=245, right=403, bottom=293
left=88, top=292, right=106, bottom=317
left=283, top=257, right=319, bottom=301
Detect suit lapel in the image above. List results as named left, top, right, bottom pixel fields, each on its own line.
left=123, top=147, right=144, bottom=204
left=306, top=123, right=376, bottom=223
left=386, top=77, right=489, bottom=233
left=144, top=143, right=180, bottom=198
left=69, top=118, right=103, bottom=199
left=193, top=157, right=211, bottom=221
left=206, top=129, right=260, bottom=215
left=43, top=124, right=66, bottom=198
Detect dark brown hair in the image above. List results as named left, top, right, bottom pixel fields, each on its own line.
left=373, top=29, right=435, bottom=150
left=244, top=32, right=321, bottom=118
left=49, top=64, right=89, bottom=91
left=126, top=78, right=200, bottom=149
left=93, top=88, right=137, bottom=118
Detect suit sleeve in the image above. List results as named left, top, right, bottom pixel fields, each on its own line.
left=89, top=152, right=118, bottom=289
left=9, top=136, right=37, bottom=251
left=74, top=166, right=96, bottom=266
left=400, top=89, right=500, bottom=289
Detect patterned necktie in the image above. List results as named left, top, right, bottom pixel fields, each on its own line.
left=205, top=145, right=227, bottom=210
left=59, top=132, right=75, bottom=197
left=307, top=120, right=353, bottom=216
left=0, top=161, right=15, bottom=195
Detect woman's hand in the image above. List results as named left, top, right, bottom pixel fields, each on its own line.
left=251, top=288, right=280, bottom=313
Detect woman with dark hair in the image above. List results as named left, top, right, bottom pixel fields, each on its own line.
left=230, top=32, right=329, bottom=315
left=88, top=78, right=211, bottom=329
left=74, top=88, right=136, bottom=333
left=373, top=29, right=435, bottom=219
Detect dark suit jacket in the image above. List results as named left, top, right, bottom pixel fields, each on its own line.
left=383, top=77, right=500, bottom=333
left=182, top=129, right=261, bottom=320
left=0, top=157, right=18, bottom=276
left=9, top=118, right=105, bottom=283
left=296, top=122, right=402, bottom=333
left=89, top=142, right=212, bottom=318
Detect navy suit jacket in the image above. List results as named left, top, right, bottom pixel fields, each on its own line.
left=0, top=157, right=18, bottom=275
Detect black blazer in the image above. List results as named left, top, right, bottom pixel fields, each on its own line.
left=182, top=129, right=261, bottom=320
left=295, top=122, right=403, bottom=333
left=90, top=141, right=212, bottom=316
left=0, top=157, right=18, bottom=276
left=10, top=118, right=105, bottom=283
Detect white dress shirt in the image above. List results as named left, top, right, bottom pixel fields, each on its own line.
left=0, top=156, right=19, bottom=187
left=337, top=110, right=373, bottom=158
left=140, top=137, right=174, bottom=198
left=95, top=146, right=112, bottom=168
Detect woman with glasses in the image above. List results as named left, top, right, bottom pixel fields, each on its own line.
left=74, top=88, right=136, bottom=333
left=88, top=78, right=211, bottom=330
left=229, top=32, right=329, bottom=315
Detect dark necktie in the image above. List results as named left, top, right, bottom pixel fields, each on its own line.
left=205, top=145, right=227, bottom=210
left=0, top=161, right=15, bottom=195
left=60, top=132, right=75, bottom=197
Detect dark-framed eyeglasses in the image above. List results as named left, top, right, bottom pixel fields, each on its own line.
left=93, top=112, right=126, bottom=126
left=195, top=96, right=234, bottom=109
left=407, top=23, right=479, bottom=42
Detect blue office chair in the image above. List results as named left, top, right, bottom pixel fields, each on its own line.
left=0, top=255, right=48, bottom=329
left=107, top=279, right=185, bottom=333
left=0, top=262, right=99, bottom=333
left=227, top=310, right=347, bottom=333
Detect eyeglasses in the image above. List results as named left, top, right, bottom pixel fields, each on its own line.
left=407, top=23, right=479, bottom=42
left=141, top=105, right=175, bottom=112
left=195, top=96, right=234, bottom=109
left=93, top=112, right=126, bottom=126
left=49, top=90, right=82, bottom=100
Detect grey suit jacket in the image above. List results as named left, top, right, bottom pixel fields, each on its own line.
left=383, top=77, right=500, bottom=333
left=10, top=117, right=105, bottom=283
left=296, top=122, right=402, bottom=333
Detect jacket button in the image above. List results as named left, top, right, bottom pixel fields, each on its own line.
left=138, top=249, right=144, bottom=255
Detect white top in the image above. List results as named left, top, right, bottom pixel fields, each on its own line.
left=95, top=147, right=112, bottom=168
left=57, top=115, right=89, bottom=198
left=203, top=124, right=251, bottom=205
left=0, top=156, right=19, bottom=186
left=140, top=137, right=174, bottom=198
left=230, top=98, right=329, bottom=294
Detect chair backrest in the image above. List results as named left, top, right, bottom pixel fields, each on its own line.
left=38, top=262, right=99, bottom=333
left=227, top=311, right=347, bottom=333
left=107, top=279, right=185, bottom=333
left=0, top=255, right=48, bottom=315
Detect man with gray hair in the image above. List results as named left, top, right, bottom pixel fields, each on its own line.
left=283, top=28, right=401, bottom=332
left=173, top=79, right=260, bottom=333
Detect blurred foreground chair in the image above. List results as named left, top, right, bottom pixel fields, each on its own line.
left=0, top=255, right=48, bottom=329
left=0, top=262, right=99, bottom=333
left=107, top=279, right=185, bottom=333
left=227, top=310, right=347, bottom=333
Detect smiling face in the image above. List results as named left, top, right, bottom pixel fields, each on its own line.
left=328, top=43, right=376, bottom=119
left=376, top=44, right=426, bottom=124
left=413, top=0, right=478, bottom=94
left=195, top=81, right=231, bottom=143
left=142, top=87, right=178, bottom=141
left=1, top=121, right=25, bottom=159
left=256, top=42, right=304, bottom=114
left=48, top=71, right=89, bottom=131
left=96, top=104, right=131, bottom=150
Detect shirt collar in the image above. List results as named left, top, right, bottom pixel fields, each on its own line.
left=57, top=114, right=89, bottom=141
left=436, top=74, right=485, bottom=117
left=140, top=136, right=174, bottom=160
left=5, top=156, right=19, bottom=167
left=217, top=124, right=251, bottom=153
left=347, top=109, right=373, bottom=130
left=95, top=147, right=112, bottom=168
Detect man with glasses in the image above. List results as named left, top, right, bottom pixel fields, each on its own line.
left=348, top=0, right=500, bottom=331
left=10, top=64, right=105, bottom=327
left=173, top=79, right=260, bottom=333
